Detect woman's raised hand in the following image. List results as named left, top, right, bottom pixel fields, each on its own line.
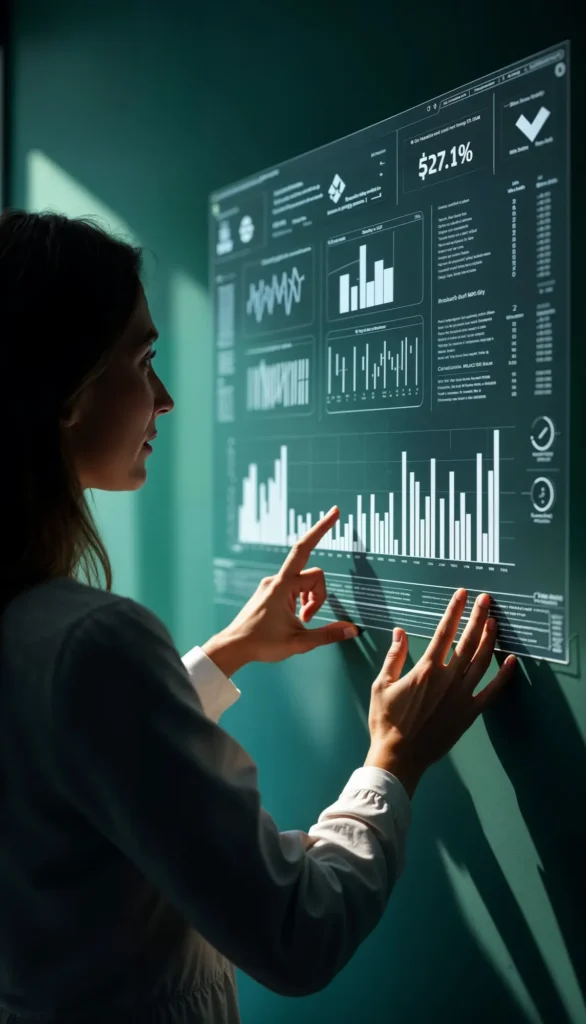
left=202, top=507, right=359, bottom=676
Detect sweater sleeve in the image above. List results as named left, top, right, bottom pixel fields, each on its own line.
left=50, top=597, right=410, bottom=997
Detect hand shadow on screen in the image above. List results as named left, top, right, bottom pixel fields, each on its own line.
left=326, top=552, right=573, bottom=1024
left=486, top=653, right=586, bottom=1001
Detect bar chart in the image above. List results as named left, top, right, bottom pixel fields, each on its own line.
left=236, top=430, right=507, bottom=565
left=337, top=244, right=394, bottom=314
left=243, top=339, right=314, bottom=417
left=326, top=321, right=422, bottom=411
left=246, top=356, right=310, bottom=412
left=327, top=214, right=424, bottom=322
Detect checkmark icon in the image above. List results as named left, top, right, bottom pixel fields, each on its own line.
left=515, top=106, right=551, bottom=143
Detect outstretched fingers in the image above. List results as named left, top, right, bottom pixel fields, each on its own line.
left=449, top=593, right=492, bottom=675
left=426, top=589, right=468, bottom=665
left=473, top=655, right=517, bottom=713
left=379, top=627, right=409, bottom=683
left=460, top=615, right=499, bottom=691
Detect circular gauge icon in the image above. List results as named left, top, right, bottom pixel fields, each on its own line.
left=555, top=61, right=566, bottom=78
left=239, top=215, right=255, bottom=244
left=531, top=477, right=555, bottom=513
left=530, top=415, right=555, bottom=452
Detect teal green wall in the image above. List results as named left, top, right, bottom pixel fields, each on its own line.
left=9, top=2, right=585, bottom=1021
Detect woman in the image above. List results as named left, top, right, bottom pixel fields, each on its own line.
left=0, top=210, right=516, bottom=1024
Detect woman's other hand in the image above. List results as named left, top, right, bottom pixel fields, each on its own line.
left=202, top=507, right=359, bottom=676
left=365, top=588, right=517, bottom=797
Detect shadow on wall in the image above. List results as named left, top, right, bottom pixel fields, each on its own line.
left=484, top=657, right=586, bottom=1009
left=327, top=554, right=585, bottom=1024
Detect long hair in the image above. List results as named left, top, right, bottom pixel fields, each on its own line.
left=0, top=210, right=143, bottom=609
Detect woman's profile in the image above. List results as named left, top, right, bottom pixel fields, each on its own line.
left=0, top=210, right=515, bottom=1024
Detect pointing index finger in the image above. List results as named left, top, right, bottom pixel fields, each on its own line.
left=279, top=506, right=339, bottom=576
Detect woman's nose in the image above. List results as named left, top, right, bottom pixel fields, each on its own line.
left=155, top=374, right=174, bottom=415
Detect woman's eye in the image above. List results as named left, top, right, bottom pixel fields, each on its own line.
left=143, top=347, right=157, bottom=368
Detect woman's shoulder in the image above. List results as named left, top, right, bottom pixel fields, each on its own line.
left=3, top=577, right=172, bottom=661
left=1, top=580, right=184, bottom=757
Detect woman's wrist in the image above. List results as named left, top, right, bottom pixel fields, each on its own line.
left=202, top=630, right=251, bottom=678
left=364, top=745, right=424, bottom=800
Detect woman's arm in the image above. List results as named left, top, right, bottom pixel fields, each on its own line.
left=50, top=597, right=410, bottom=997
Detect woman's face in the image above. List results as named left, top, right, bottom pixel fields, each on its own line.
left=65, top=288, right=174, bottom=491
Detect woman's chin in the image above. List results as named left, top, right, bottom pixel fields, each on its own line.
left=129, top=461, right=148, bottom=488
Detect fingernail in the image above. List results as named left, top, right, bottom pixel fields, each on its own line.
left=393, top=627, right=404, bottom=643
left=344, top=625, right=359, bottom=638
left=456, top=588, right=467, bottom=601
left=506, top=654, right=517, bottom=667
left=486, top=616, right=497, bottom=631
left=477, top=593, right=491, bottom=608
left=327, top=505, right=338, bottom=515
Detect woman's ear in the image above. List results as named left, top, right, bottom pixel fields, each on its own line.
left=60, top=403, right=81, bottom=429
left=60, top=387, right=90, bottom=428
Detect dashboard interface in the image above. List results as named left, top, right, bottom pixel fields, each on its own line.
left=209, top=42, right=570, bottom=663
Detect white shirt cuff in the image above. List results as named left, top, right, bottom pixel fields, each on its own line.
left=181, top=645, right=241, bottom=723
left=343, top=766, right=411, bottom=813
left=314, top=765, right=411, bottom=877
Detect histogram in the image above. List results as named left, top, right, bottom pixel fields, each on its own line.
left=237, top=432, right=504, bottom=564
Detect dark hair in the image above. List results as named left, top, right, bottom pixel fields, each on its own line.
left=0, top=209, right=143, bottom=609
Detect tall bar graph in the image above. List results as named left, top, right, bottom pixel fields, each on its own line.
left=237, top=430, right=506, bottom=564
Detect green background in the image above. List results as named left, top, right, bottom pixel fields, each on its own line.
left=7, top=2, right=585, bottom=1020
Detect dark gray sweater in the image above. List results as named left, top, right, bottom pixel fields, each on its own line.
left=0, top=577, right=409, bottom=1023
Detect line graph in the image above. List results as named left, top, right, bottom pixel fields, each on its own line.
left=246, top=267, right=305, bottom=323
left=243, top=246, right=314, bottom=336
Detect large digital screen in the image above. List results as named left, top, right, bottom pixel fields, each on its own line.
left=209, top=42, right=570, bottom=663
